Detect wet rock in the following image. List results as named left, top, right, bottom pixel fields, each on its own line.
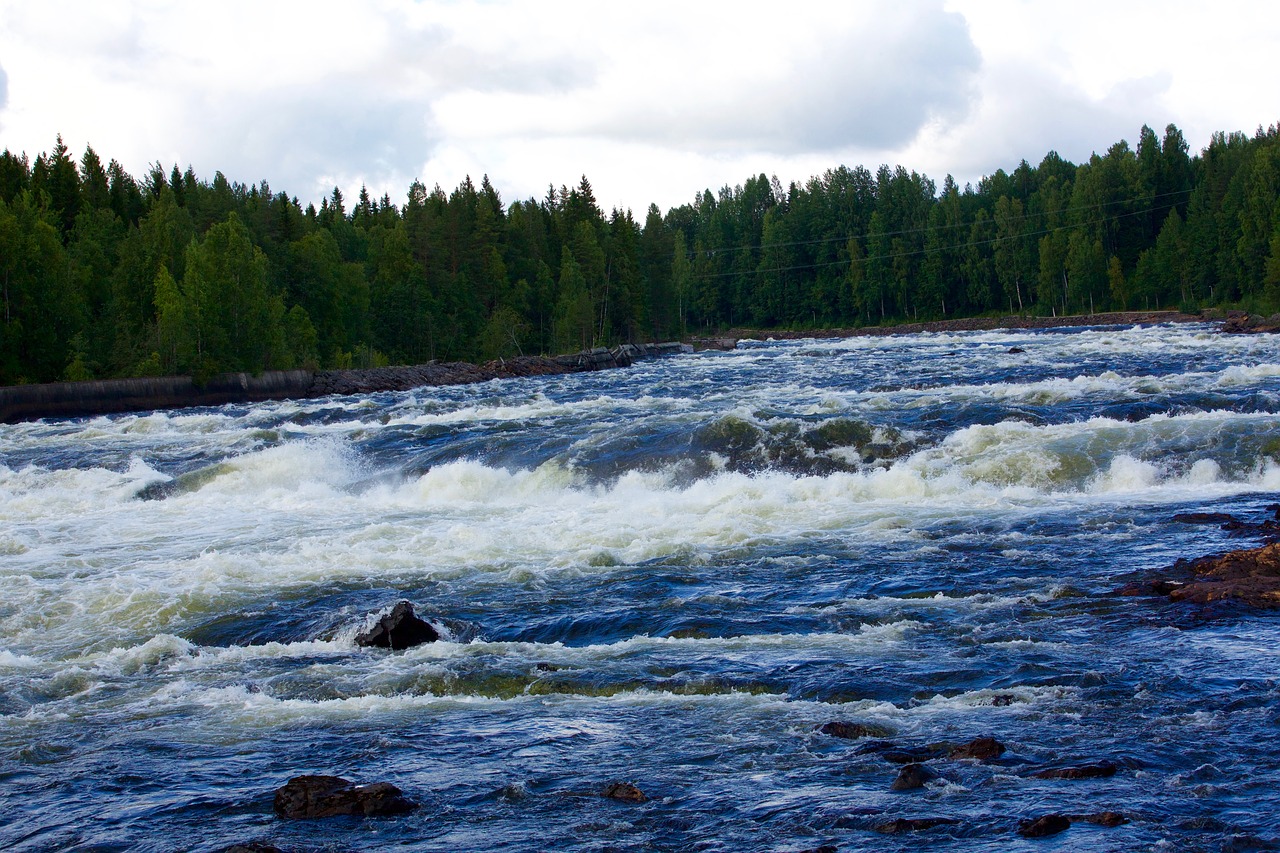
left=948, top=736, right=1005, bottom=761
left=602, top=782, right=648, bottom=803
left=1007, top=346, right=1026, bottom=354
left=273, top=774, right=417, bottom=818
left=1070, top=811, right=1128, bottom=827
left=1172, top=511, right=1240, bottom=525
left=890, top=763, right=937, bottom=791
left=1018, top=814, right=1071, bottom=838
left=1033, top=761, right=1117, bottom=780
left=874, top=817, right=960, bottom=834
left=857, top=741, right=947, bottom=764
left=354, top=601, right=440, bottom=650
left=1169, top=542, right=1280, bottom=607
left=1116, top=539, right=1280, bottom=607
left=818, top=721, right=891, bottom=740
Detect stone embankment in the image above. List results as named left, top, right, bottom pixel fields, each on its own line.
left=0, top=342, right=692, bottom=423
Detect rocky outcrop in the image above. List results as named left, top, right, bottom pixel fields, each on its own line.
left=1120, top=541, right=1280, bottom=607
left=1221, top=311, right=1280, bottom=334
left=272, top=774, right=417, bottom=819
left=354, top=601, right=440, bottom=650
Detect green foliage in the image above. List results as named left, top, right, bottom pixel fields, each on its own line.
left=4, top=122, right=1280, bottom=388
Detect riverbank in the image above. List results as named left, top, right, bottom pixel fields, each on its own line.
left=0, top=343, right=689, bottom=424
left=0, top=311, right=1238, bottom=423
left=726, top=310, right=1206, bottom=341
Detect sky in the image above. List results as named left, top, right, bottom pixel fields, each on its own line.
left=0, top=0, right=1277, bottom=215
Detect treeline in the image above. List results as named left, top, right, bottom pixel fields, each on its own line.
left=2, top=122, right=1279, bottom=385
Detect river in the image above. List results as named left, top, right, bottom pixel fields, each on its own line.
left=2, top=322, right=1279, bottom=851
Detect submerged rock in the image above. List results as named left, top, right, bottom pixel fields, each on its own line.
left=601, top=781, right=648, bottom=803
left=1018, top=814, right=1071, bottom=838
left=890, top=763, right=937, bottom=791
left=948, top=736, right=1005, bottom=761
left=818, top=721, right=892, bottom=740
left=273, top=774, right=417, bottom=818
left=1033, top=761, right=1117, bottom=780
left=354, top=601, right=440, bottom=650
left=874, top=817, right=960, bottom=834
left=1070, top=811, right=1128, bottom=827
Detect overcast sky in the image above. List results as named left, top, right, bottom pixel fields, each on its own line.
left=1, top=1, right=1277, bottom=214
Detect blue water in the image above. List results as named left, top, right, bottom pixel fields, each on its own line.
left=3, top=323, right=1280, bottom=851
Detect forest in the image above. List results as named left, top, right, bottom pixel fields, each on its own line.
left=2, top=122, right=1280, bottom=385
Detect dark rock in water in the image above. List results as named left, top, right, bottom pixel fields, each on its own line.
left=1116, top=539, right=1280, bottom=607
left=1018, top=814, right=1071, bottom=837
left=273, top=774, right=417, bottom=818
left=795, top=846, right=838, bottom=853
left=602, top=781, right=647, bottom=802
left=874, top=817, right=960, bottom=834
left=856, top=740, right=948, bottom=763
left=1170, top=543, right=1280, bottom=607
left=890, top=763, right=937, bottom=791
left=1070, top=811, right=1128, bottom=827
left=220, top=844, right=285, bottom=853
left=1007, top=346, right=1026, bottom=354
left=1033, top=761, right=1117, bottom=780
left=948, top=736, right=1005, bottom=761
left=1172, top=511, right=1240, bottom=525
left=354, top=601, right=440, bottom=650
left=819, top=721, right=891, bottom=740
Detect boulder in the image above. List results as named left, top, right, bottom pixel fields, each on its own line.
left=1117, top=540, right=1280, bottom=607
left=818, top=721, right=891, bottom=740
left=1033, top=761, right=1117, bottom=780
left=890, top=763, right=937, bottom=791
left=874, top=817, right=960, bottom=834
left=1018, top=814, right=1071, bottom=838
left=948, top=736, right=1005, bottom=761
left=272, top=774, right=417, bottom=819
left=601, top=781, right=647, bottom=802
left=1070, top=811, right=1128, bottom=827
left=354, top=601, right=440, bottom=650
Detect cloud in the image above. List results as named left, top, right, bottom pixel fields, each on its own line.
left=0, top=62, right=8, bottom=113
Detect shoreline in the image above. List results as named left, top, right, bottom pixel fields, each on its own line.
left=0, top=344, right=686, bottom=424
left=0, top=312, right=1229, bottom=424
left=724, top=310, right=1207, bottom=341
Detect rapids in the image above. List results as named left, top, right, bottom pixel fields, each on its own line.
left=2, top=322, right=1280, bottom=851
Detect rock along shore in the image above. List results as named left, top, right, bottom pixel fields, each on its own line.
left=0, top=343, right=690, bottom=424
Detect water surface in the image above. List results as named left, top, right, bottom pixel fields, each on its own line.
left=3, top=323, right=1280, bottom=851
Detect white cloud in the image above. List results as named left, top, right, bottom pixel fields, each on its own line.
left=0, top=0, right=1277, bottom=214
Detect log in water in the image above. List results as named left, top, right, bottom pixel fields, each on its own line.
left=2, top=322, right=1279, bottom=851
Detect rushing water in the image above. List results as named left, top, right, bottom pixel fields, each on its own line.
left=3, top=323, right=1280, bottom=852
